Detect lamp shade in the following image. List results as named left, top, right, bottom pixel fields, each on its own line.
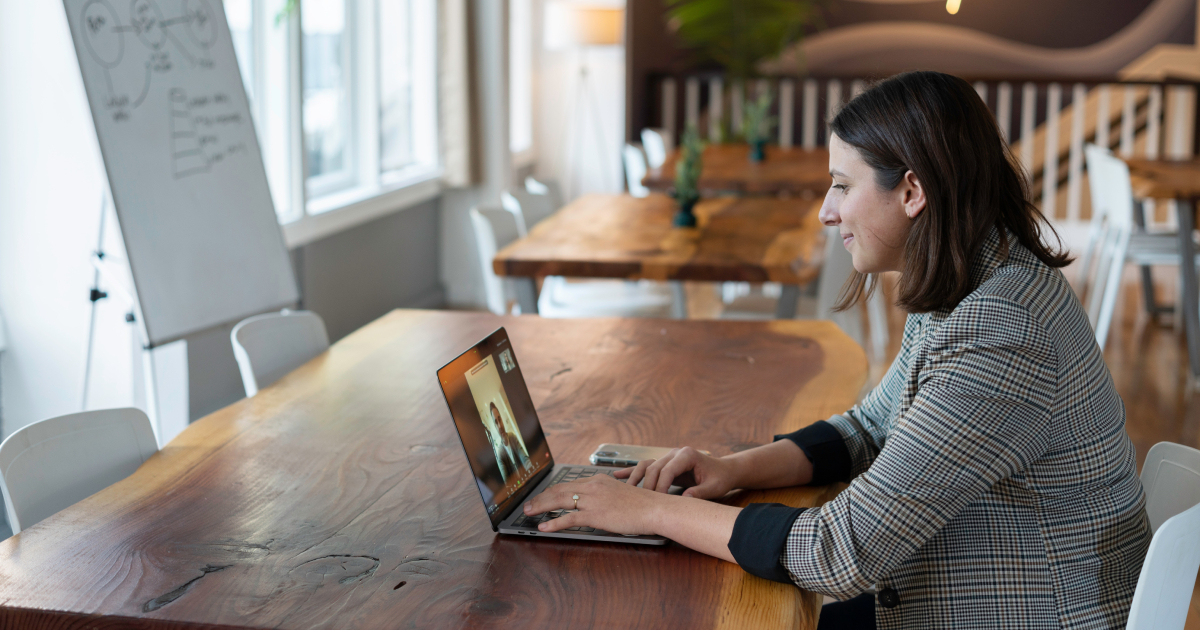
left=544, top=2, right=623, bottom=50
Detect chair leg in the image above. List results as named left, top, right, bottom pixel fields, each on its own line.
left=669, top=282, right=688, bottom=319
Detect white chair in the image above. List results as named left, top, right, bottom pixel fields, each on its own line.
left=1125, top=442, right=1200, bottom=629
left=501, top=189, right=554, bottom=235
left=815, top=225, right=889, bottom=359
left=470, top=206, right=523, bottom=315
left=0, top=408, right=158, bottom=533
left=1081, top=145, right=1190, bottom=350
left=525, top=176, right=564, bottom=212
left=471, top=206, right=676, bottom=318
left=641, top=128, right=673, bottom=169
left=623, top=144, right=651, bottom=198
left=231, top=310, right=330, bottom=397
left=713, top=226, right=888, bottom=358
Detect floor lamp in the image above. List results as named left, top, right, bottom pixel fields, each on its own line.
left=544, top=3, right=623, bottom=202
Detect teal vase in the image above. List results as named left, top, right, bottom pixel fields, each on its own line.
left=673, top=199, right=697, bottom=227
left=750, top=139, right=766, bottom=162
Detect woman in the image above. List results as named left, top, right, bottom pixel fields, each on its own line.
left=489, top=402, right=520, bottom=479
left=523, top=71, right=1150, bottom=630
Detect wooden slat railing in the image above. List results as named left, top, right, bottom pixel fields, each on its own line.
left=645, top=73, right=1200, bottom=228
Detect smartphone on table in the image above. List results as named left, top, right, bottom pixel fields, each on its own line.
left=589, top=444, right=711, bottom=468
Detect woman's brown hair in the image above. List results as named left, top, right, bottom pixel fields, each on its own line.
left=830, top=71, right=1071, bottom=313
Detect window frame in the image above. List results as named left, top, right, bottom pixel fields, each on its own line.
left=509, top=0, right=536, bottom=167
left=226, top=0, right=442, bottom=244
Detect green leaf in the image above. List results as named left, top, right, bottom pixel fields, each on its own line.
left=665, top=0, right=819, bottom=78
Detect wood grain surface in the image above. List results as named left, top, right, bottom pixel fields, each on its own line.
left=643, top=145, right=832, bottom=196
left=1127, top=158, right=1200, bottom=201
left=493, top=194, right=826, bottom=285
left=0, top=310, right=865, bottom=630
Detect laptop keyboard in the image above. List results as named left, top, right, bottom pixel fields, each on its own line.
left=510, top=466, right=616, bottom=533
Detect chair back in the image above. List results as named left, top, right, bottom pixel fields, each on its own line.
left=1081, top=145, right=1136, bottom=349
left=499, top=191, right=530, bottom=237
left=815, top=225, right=865, bottom=348
left=641, top=128, right=673, bottom=169
left=1141, top=441, right=1200, bottom=533
left=1126, top=502, right=1200, bottom=630
left=470, top=206, right=522, bottom=315
left=231, top=310, right=329, bottom=397
left=623, top=144, right=650, bottom=198
left=503, top=188, right=558, bottom=233
left=0, top=408, right=158, bottom=533
left=1127, top=442, right=1200, bottom=629
left=524, top=176, right=564, bottom=211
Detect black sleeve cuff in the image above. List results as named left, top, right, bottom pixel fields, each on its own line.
left=775, top=420, right=853, bottom=485
left=728, top=503, right=807, bottom=583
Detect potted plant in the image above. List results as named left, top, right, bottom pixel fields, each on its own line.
left=671, top=126, right=704, bottom=227
left=743, top=91, right=775, bottom=162
left=664, top=0, right=819, bottom=81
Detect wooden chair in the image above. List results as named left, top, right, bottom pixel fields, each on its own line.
left=1126, top=442, right=1200, bottom=629
left=623, top=144, right=651, bottom=198
left=640, top=128, right=673, bottom=169
left=231, top=310, right=329, bottom=397
left=0, top=408, right=158, bottom=533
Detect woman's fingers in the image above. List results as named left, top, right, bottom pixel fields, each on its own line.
left=524, top=481, right=574, bottom=515
left=612, top=466, right=633, bottom=479
left=624, top=459, right=656, bottom=488
left=655, top=453, right=695, bottom=493
left=538, top=510, right=583, bottom=532
left=641, top=450, right=678, bottom=492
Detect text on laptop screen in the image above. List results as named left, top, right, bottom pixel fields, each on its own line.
left=438, top=329, right=551, bottom=521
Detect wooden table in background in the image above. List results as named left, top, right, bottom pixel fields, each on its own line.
left=494, top=193, right=827, bottom=319
left=0, top=310, right=866, bottom=629
left=643, top=144, right=832, bottom=196
left=1127, top=158, right=1200, bottom=385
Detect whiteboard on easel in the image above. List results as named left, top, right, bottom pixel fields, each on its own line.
left=64, top=0, right=298, bottom=347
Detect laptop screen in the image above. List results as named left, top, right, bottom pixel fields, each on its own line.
left=437, top=328, right=553, bottom=528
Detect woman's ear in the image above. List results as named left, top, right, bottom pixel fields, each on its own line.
left=902, top=170, right=927, bottom=219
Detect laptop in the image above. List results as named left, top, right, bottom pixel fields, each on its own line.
left=436, top=327, right=670, bottom=545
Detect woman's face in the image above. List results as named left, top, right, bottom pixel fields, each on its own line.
left=492, top=408, right=504, bottom=432
left=818, top=134, right=926, bottom=274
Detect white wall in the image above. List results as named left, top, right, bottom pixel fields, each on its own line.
left=532, top=0, right=626, bottom=203
left=0, top=0, right=144, bottom=437
left=440, top=0, right=514, bottom=308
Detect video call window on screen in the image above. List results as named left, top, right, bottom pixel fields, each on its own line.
left=439, top=330, right=552, bottom=520
left=466, top=354, right=535, bottom=491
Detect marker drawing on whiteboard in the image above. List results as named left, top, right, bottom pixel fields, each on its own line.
left=170, top=88, right=209, bottom=178
left=168, top=88, right=246, bottom=179
left=78, top=0, right=217, bottom=120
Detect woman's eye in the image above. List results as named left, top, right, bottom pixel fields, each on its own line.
left=832, top=184, right=847, bottom=192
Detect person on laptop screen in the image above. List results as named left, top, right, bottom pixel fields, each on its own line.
left=522, top=71, right=1149, bottom=630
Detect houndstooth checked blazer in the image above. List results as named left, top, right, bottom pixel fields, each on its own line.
left=730, top=228, right=1151, bottom=629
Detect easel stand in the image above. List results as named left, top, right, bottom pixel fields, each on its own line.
left=81, top=192, right=166, bottom=446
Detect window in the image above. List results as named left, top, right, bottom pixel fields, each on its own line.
left=221, top=0, right=439, bottom=226
left=302, top=0, right=353, bottom=192
left=509, top=0, right=533, bottom=161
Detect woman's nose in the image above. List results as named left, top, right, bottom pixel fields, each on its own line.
left=818, top=196, right=839, bottom=226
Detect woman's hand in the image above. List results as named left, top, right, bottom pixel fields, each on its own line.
left=523, top=475, right=669, bottom=535
left=614, top=446, right=739, bottom=499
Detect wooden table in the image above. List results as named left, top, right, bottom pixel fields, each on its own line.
left=0, top=310, right=866, bottom=629
left=1127, top=158, right=1200, bottom=384
left=643, top=144, right=832, bottom=196
left=494, top=194, right=827, bottom=319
